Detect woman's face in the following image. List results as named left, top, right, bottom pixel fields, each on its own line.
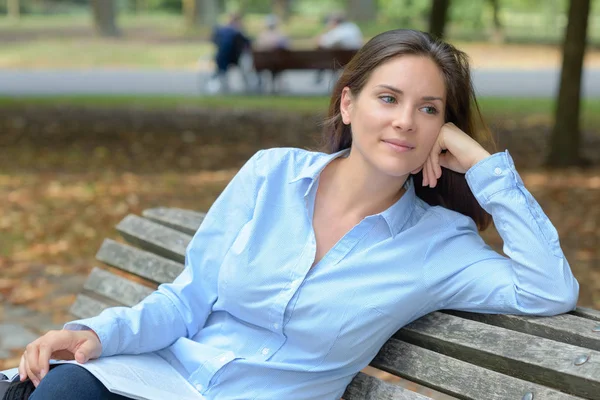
left=340, top=55, right=446, bottom=179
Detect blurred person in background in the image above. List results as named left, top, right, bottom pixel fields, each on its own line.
left=254, top=14, right=289, bottom=50
left=317, top=12, right=363, bottom=50
left=253, top=14, right=290, bottom=92
left=207, top=13, right=252, bottom=93
left=315, top=12, right=363, bottom=84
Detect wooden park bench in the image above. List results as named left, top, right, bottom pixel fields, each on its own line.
left=65, top=206, right=600, bottom=399
left=251, top=48, right=357, bottom=93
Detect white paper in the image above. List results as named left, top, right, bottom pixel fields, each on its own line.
left=50, top=353, right=205, bottom=400
left=0, top=367, right=19, bottom=382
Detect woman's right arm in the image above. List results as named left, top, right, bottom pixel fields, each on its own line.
left=64, top=150, right=264, bottom=357
left=65, top=152, right=261, bottom=356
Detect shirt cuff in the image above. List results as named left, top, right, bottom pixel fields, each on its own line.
left=64, top=316, right=118, bottom=358
left=465, top=150, right=524, bottom=203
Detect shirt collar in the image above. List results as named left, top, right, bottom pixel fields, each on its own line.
left=289, top=148, right=416, bottom=238
left=379, top=177, right=416, bottom=238
left=288, top=148, right=350, bottom=184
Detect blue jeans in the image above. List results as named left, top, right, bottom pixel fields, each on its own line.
left=28, top=364, right=128, bottom=400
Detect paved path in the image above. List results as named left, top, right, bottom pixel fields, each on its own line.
left=1, top=68, right=599, bottom=97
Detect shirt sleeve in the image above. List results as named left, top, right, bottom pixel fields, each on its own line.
left=64, top=150, right=264, bottom=357
left=424, top=150, right=579, bottom=316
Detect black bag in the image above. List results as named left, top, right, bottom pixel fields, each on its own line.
left=0, top=379, right=35, bottom=400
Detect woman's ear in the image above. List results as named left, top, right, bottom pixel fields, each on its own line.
left=340, top=87, right=353, bottom=125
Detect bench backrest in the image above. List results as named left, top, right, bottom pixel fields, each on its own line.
left=252, top=49, right=358, bottom=72
left=72, top=208, right=600, bottom=400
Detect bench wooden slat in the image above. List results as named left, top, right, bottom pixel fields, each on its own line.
left=84, top=267, right=154, bottom=307
left=252, top=49, right=357, bottom=72
left=344, top=372, right=433, bottom=400
left=142, top=207, right=205, bottom=236
left=572, top=306, right=600, bottom=322
left=70, top=293, right=113, bottom=320
left=116, top=214, right=192, bottom=264
left=69, top=207, right=600, bottom=399
left=445, top=310, right=600, bottom=351
left=372, top=338, right=583, bottom=400
left=96, top=239, right=184, bottom=284
left=396, top=312, right=600, bottom=399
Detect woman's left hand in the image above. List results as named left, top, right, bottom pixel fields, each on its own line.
left=414, top=122, right=491, bottom=188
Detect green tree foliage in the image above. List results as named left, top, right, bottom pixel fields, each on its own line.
left=377, top=0, right=430, bottom=28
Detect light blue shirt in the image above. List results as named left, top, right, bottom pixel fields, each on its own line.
left=66, top=147, right=579, bottom=400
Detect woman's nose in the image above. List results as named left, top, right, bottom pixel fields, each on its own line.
left=392, top=107, right=416, bottom=132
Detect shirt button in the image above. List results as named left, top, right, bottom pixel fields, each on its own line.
left=195, top=384, right=203, bottom=391
left=262, top=348, right=270, bottom=355
left=273, top=323, right=279, bottom=329
left=494, top=167, right=502, bottom=176
left=219, top=356, right=227, bottom=362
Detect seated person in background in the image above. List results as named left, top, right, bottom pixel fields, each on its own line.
left=209, top=13, right=251, bottom=93
left=315, top=12, right=363, bottom=84
left=318, top=12, right=363, bottom=50
left=254, top=14, right=289, bottom=50
left=253, top=14, right=290, bottom=92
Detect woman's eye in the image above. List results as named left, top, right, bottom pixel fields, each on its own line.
left=379, top=95, right=396, bottom=104
left=421, top=106, right=438, bottom=115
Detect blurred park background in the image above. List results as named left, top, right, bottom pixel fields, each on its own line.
left=0, top=0, right=599, bottom=396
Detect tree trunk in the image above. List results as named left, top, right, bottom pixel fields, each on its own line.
left=184, top=0, right=218, bottom=27
left=488, top=0, right=504, bottom=43
left=183, top=0, right=200, bottom=28
left=7, top=0, right=20, bottom=19
left=428, top=0, right=450, bottom=39
left=546, top=0, right=590, bottom=167
left=91, top=0, right=119, bottom=37
left=272, top=0, right=292, bottom=22
left=347, top=0, right=377, bottom=23
left=132, top=0, right=146, bottom=14
left=200, top=0, right=218, bottom=26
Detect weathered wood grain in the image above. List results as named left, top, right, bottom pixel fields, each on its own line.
left=96, top=239, right=184, bottom=284
left=70, top=293, right=112, bottom=320
left=83, top=267, right=154, bottom=307
left=344, top=371, right=434, bottom=400
left=572, top=307, right=600, bottom=322
left=444, top=310, right=600, bottom=351
left=116, top=214, right=192, bottom=263
left=396, top=311, right=600, bottom=399
left=372, top=338, right=583, bottom=400
left=142, top=207, right=205, bottom=236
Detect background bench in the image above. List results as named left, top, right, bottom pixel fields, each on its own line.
left=251, top=48, right=357, bottom=93
left=70, top=207, right=600, bottom=399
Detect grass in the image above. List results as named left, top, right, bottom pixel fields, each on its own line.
left=1, top=95, right=600, bottom=128
left=0, top=39, right=213, bottom=69
left=3, top=12, right=600, bottom=69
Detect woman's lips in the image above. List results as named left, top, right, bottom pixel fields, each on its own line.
left=382, top=140, right=414, bottom=153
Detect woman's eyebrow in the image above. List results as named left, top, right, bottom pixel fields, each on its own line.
left=375, top=84, right=444, bottom=103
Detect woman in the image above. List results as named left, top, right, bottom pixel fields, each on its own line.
left=9, top=29, right=578, bottom=400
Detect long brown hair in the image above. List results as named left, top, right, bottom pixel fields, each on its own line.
left=321, top=29, right=495, bottom=231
